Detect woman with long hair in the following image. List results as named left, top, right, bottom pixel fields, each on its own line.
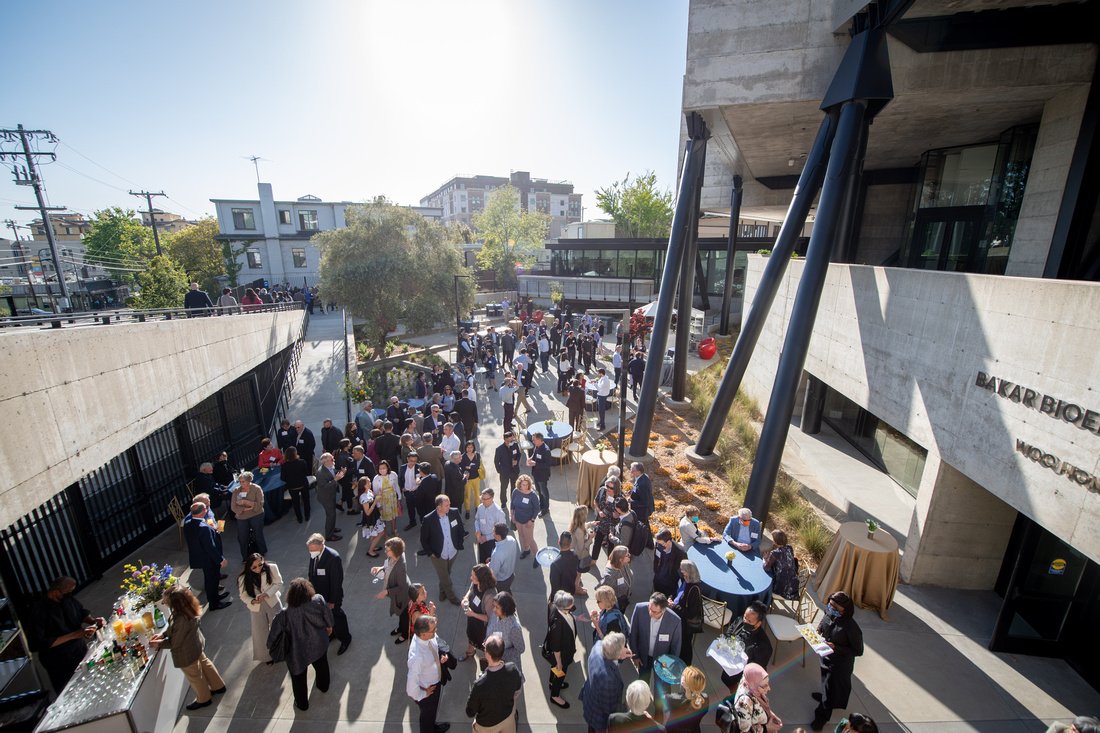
left=150, top=586, right=225, bottom=710
left=569, top=505, right=594, bottom=576
left=458, top=564, right=497, bottom=661
left=763, top=529, right=799, bottom=601
left=344, top=421, right=365, bottom=450
left=241, top=287, right=262, bottom=312
left=590, top=584, right=629, bottom=644
left=591, top=477, right=622, bottom=565
left=509, top=474, right=539, bottom=559
left=372, top=459, right=400, bottom=537
left=460, top=441, right=482, bottom=520
left=356, top=476, right=385, bottom=557
left=280, top=578, right=333, bottom=711
left=237, top=553, right=284, bottom=663
left=666, top=665, right=710, bottom=733
left=373, top=537, right=410, bottom=643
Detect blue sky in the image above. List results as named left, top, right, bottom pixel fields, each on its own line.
left=1, top=1, right=689, bottom=227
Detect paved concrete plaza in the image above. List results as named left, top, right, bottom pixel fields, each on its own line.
left=72, top=314, right=1099, bottom=732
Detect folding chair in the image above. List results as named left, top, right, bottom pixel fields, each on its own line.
left=766, top=584, right=819, bottom=667
left=168, top=496, right=186, bottom=549
left=701, top=595, right=732, bottom=634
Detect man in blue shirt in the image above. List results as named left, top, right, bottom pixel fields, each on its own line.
left=723, top=507, right=762, bottom=553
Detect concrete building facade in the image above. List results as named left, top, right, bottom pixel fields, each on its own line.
left=419, top=171, right=583, bottom=238
left=684, top=0, right=1100, bottom=689
left=211, top=183, right=442, bottom=287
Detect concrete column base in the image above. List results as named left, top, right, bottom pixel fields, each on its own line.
left=685, top=445, right=720, bottom=467
left=713, top=332, right=735, bottom=340
left=663, top=396, right=693, bottom=413
left=625, top=449, right=657, bottom=466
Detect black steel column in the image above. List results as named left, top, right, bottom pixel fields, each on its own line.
left=673, top=135, right=708, bottom=401
left=719, top=177, right=744, bottom=336
left=691, top=112, right=838, bottom=456
left=743, top=100, right=868, bottom=523
left=833, top=118, right=869, bottom=263
left=629, top=112, right=708, bottom=459
left=801, top=373, right=826, bottom=434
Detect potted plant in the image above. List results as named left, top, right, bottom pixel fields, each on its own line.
left=724, top=550, right=736, bottom=567
left=866, top=518, right=879, bottom=540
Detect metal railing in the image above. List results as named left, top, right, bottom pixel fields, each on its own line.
left=517, top=274, right=656, bottom=303
left=0, top=300, right=306, bottom=330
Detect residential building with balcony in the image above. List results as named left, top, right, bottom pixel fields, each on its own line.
left=685, top=0, right=1100, bottom=689
left=211, top=183, right=442, bottom=287
left=419, top=170, right=583, bottom=238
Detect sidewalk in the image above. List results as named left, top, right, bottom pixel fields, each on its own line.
left=68, top=318, right=1097, bottom=733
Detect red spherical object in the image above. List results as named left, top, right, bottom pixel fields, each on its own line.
left=698, top=337, right=717, bottom=360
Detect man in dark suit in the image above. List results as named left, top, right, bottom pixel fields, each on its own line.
left=398, top=452, right=421, bottom=531
left=494, top=431, right=521, bottom=508
left=350, top=445, right=376, bottom=485
left=419, top=494, right=465, bottom=605
left=548, top=531, right=580, bottom=601
left=628, top=462, right=655, bottom=526
left=628, top=592, right=682, bottom=714
left=320, top=418, right=344, bottom=455
left=294, top=420, right=317, bottom=469
left=314, top=453, right=345, bottom=541
left=184, top=282, right=213, bottom=313
left=652, top=529, right=688, bottom=597
left=453, top=389, right=479, bottom=441
left=375, top=421, right=402, bottom=470
left=385, top=397, right=404, bottom=425
left=526, top=432, right=552, bottom=517
left=414, top=463, right=443, bottom=526
left=183, top=503, right=230, bottom=610
left=627, top=351, right=646, bottom=401
left=443, top=451, right=466, bottom=510
left=306, top=534, right=352, bottom=654
left=276, top=419, right=298, bottom=451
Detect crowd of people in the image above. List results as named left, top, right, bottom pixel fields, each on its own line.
left=32, top=308, right=961, bottom=732
left=183, top=281, right=336, bottom=315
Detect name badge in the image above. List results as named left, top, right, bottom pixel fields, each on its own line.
left=450, top=519, right=458, bottom=527
left=472, top=596, right=480, bottom=607
left=750, top=532, right=759, bottom=539
left=239, top=492, right=248, bottom=499
left=658, top=633, right=669, bottom=642
left=522, top=497, right=530, bottom=504
left=616, top=577, right=625, bottom=586
left=316, top=568, right=326, bottom=576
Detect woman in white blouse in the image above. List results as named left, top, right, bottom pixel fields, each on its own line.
left=237, top=553, right=284, bottom=663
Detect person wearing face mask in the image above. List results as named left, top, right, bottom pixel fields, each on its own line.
left=31, top=576, right=106, bottom=692
left=722, top=507, right=762, bottom=554
left=679, top=505, right=719, bottom=545
left=720, top=602, right=772, bottom=694
left=306, top=534, right=352, bottom=655
left=811, top=591, right=864, bottom=731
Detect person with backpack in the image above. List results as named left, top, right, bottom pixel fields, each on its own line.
left=611, top=498, right=651, bottom=559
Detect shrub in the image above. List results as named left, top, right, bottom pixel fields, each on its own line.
left=657, top=514, right=678, bottom=528
left=668, top=478, right=683, bottom=490
left=779, top=501, right=810, bottom=530
left=667, top=434, right=683, bottom=443
left=679, top=473, right=697, bottom=484
left=798, top=521, right=833, bottom=564
left=653, top=499, right=666, bottom=511
left=655, top=466, right=671, bottom=477
left=674, top=463, right=692, bottom=473
left=661, top=440, right=677, bottom=449
left=694, top=486, right=713, bottom=497
left=704, top=500, right=721, bottom=511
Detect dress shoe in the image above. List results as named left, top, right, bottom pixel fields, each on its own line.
left=210, top=602, right=231, bottom=611
left=216, top=591, right=230, bottom=601
left=533, top=558, right=540, bottom=569
left=549, top=698, right=570, bottom=709
left=403, top=523, right=417, bottom=531
left=337, top=639, right=352, bottom=655
left=434, top=725, right=450, bottom=733
left=417, top=549, right=429, bottom=556
left=326, top=535, right=341, bottom=541
left=185, top=699, right=212, bottom=710
left=211, top=687, right=227, bottom=695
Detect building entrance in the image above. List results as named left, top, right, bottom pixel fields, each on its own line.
left=992, top=514, right=1100, bottom=691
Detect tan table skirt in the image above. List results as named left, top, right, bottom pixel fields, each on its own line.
left=577, top=449, right=617, bottom=507
left=813, top=521, right=900, bottom=620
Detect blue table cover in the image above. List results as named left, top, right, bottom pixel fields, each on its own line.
left=526, top=420, right=573, bottom=449
left=686, top=541, right=773, bottom=616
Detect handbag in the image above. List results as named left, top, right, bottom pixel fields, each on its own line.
left=477, top=463, right=486, bottom=481
left=539, top=625, right=555, bottom=664
left=266, top=610, right=291, bottom=663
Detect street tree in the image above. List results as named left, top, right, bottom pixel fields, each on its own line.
left=131, top=254, right=188, bottom=309
left=595, top=171, right=675, bottom=238
left=83, top=207, right=156, bottom=283
left=165, top=218, right=224, bottom=294
left=473, top=186, right=549, bottom=290
left=316, top=201, right=474, bottom=350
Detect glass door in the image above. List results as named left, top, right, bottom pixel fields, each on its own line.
left=908, top=207, right=984, bottom=271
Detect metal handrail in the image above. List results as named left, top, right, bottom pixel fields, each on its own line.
left=0, top=300, right=306, bottom=330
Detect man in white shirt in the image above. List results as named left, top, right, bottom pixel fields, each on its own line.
left=595, top=368, right=614, bottom=431
left=474, top=490, right=506, bottom=564
left=439, top=423, right=461, bottom=457
left=406, top=614, right=449, bottom=733
left=489, top=523, right=519, bottom=592
left=611, top=345, right=623, bottom=384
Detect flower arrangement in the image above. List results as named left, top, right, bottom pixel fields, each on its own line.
left=120, top=562, right=179, bottom=606
left=594, top=439, right=612, bottom=451
left=543, top=419, right=554, bottom=431
left=724, top=550, right=736, bottom=563
left=866, top=518, right=879, bottom=533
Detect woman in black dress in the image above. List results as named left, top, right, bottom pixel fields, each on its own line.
left=546, top=590, right=577, bottom=709
left=458, top=564, right=496, bottom=661
left=811, top=591, right=864, bottom=731
left=280, top=447, right=311, bottom=523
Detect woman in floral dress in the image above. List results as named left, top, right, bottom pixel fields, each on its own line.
left=372, top=460, right=400, bottom=537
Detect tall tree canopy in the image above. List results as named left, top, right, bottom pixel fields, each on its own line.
left=165, top=218, right=224, bottom=295
left=83, top=207, right=156, bottom=284
left=473, top=186, right=549, bottom=290
left=132, top=254, right=188, bottom=309
left=595, top=171, right=675, bottom=238
left=316, top=202, right=474, bottom=349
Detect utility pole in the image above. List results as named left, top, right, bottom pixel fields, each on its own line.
left=5, top=219, right=39, bottom=308
left=0, top=125, right=68, bottom=311
left=129, top=190, right=168, bottom=255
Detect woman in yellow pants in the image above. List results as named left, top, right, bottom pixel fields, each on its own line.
left=459, top=440, right=482, bottom=519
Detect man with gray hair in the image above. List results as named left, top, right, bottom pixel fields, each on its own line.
left=581, top=631, right=631, bottom=733
left=723, top=507, right=762, bottom=553
left=183, top=501, right=229, bottom=610
left=315, top=453, right=345, bottom=541
left=443, top=450, right=466, bottom=509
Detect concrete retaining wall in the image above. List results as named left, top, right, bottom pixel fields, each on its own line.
left=0, top=310, right=305, bottom=529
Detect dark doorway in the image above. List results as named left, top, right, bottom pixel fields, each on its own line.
left=907, top=206, right=984, bottom=271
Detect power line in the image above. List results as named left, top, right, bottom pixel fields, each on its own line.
left=129, top=190, right=167, bottom=255
left=55, top=160, right=131, bottom=194
left=57, top=140, right=143, bottom=188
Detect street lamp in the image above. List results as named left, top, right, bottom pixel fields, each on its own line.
left=587, top=307, right=633, bottom=472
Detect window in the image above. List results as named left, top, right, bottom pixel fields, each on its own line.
left=246, top=249, right=263, bottom=269
left=279, top=210, right=291, bottom=225
left=292, top=248, right=307, bottom=268
left=298, top=210, right=318, bottom=231
left=232, top=208, right=256, bottom=230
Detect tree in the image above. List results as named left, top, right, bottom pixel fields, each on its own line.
left=165, top=218, right=224, bottom=294
left=132, top=255, right=188, bottom=309
left=595, top=171, right=675, bottom=238
left=316, top=202, right=474, bottom=350
left=83, top=207, right=156, bottom=284
left=473, top=186, right=549, bottom=290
